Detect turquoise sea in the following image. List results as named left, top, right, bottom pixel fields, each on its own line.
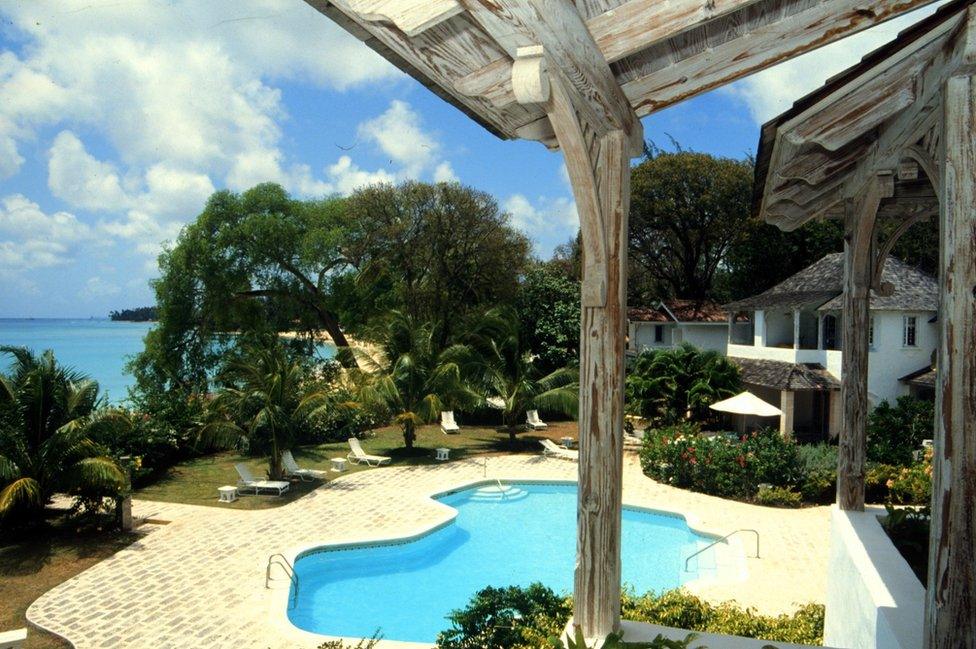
left=0, top=319, right=155, bottom=402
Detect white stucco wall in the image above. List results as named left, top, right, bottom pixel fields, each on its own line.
left=865, top=310, right=937, bottom=404
left=629, top=321, right=673, bottom=352
left=824, top=506, right=924, bottom=649
left=729, top=309, right=936, bottom=406
left=679, top=324, right=728, bottom=353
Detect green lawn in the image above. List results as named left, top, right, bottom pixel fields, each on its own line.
left=134, top=421, right=579, bottom=510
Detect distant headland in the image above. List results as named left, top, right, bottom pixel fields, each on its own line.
left=108, top=307, right=157, bottom=322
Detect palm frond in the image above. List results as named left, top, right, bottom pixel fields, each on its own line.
left=68, top=456, right=127, bottom=493
left=0, top=477, right=42, bottom=515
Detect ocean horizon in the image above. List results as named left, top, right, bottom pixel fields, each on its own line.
left=0, top=318, right=337, bottom=403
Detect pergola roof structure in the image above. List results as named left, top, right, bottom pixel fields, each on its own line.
left=307, top=0, right=940, bottom=149
left=754, top=0, right=974, bottom=230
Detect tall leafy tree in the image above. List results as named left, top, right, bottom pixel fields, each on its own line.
left=344, top=182, right=532, bottom=346
left=131, top=183, right=354, bottom=399
left=0, top=348, right=127, bottom=521
left=625, top=344, right=740, bottom=426
left=454, top=309, right=578, bottom=445
left=515, top=265, right=581, bottom=373
left=629, top=150, right=753, bottom=302
left=351, top=312, right=477, bottom=449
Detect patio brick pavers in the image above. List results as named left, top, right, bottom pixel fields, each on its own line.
left=26, top=453, right=829, bottom=648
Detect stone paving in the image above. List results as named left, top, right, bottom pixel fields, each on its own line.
left=27, top=453, right=830, bottom=648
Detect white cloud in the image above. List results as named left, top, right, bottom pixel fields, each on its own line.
left=433, top=161, right=458, bottom=183
left=726, top=6, right=941, bottom=124
left=0, top=194, right=92, bottom=270
left=0, top=0, right=399, bottom=188
left=503, top=193, right=578, bottom=256
left=48, top=131, right=130, bottom=211
left=82, top=277, right=121, bottom=298
left=358, top=100, right=442, bottom=178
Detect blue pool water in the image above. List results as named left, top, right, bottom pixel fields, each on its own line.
left=288, top=482, right=714, bottom=643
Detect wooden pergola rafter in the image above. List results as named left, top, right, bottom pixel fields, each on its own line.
left=755, top=2, right=976, bottom=647
left=302, top=0, right=963, bottom=644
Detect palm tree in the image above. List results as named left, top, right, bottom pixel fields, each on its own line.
left=625, top=343, right=740, bottom=425
left=198, top=339, right=330, bottom=480
left=0, top=347, right=128, bottom=521
left=454, top=309, right=578, bottom=445
left=350, top=312, right=477, bottom=449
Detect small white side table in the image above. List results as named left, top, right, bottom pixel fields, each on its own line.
left=218, top=485, right=238, bottom=503
left=435, top=447, right=451, bottom=461
left=560, top=437, right=575, bottom=448
left=331, top=457, right=347, bottom=472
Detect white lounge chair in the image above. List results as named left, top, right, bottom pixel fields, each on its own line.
left=347, top=438, right=391, bottom=467
left=234, top=463, right=290, bottom=495
left=441, top=410, right=460, bottom=434
left=526, top=409, right=548, bottom=430
left=540, top=439, right=578, bottom=461
left=282, top=450, right=327, bottom=482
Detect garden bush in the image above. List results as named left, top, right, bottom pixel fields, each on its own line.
left=754, top=485, right=803, bottom=508
left=881, top=505, right=930, bottom=583
left=436, top=583, right=571, bottom=649
left=621, top=589, right=824, bottom=645
left=796, top=444, right=837, bottom=504
left=867, top=396, right=934, bottom=466
left=439, top=586, right=823, bottom=648
left=640, top=425, right=800, bottom=500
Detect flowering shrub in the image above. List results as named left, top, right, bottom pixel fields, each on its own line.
left=887, top=449, right=932, bottom=504
left=639, top=425, right=800, bottom=499
left=754, top=485, right=803, bottom=508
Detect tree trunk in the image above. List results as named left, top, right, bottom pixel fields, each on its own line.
left=403, top=420, right=415, bottom=449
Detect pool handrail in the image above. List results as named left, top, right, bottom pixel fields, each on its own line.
left=266, top=553, right=300, bottom=608
left=683, top=528, right=760, bottom=572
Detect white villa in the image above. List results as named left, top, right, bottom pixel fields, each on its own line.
left=723, top=253, right=937, bottom=440
left=626, top=300, right=729, bottom=355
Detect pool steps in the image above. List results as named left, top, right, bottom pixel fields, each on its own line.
left=468, top=484, right=530, bottom=502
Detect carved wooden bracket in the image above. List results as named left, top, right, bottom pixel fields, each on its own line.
left=511, top=45, right=550, bottom=104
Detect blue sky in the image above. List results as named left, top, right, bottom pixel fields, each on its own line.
left=0, top=1, right=936, bottom=317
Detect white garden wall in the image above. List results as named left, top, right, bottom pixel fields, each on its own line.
left=824, top=506, right=924, bottom=649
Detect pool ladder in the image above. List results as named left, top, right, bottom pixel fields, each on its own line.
left=266, top=553, right=300, bottom=609
left=683, top=529, right=760, bottom=572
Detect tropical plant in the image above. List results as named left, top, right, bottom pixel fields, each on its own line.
left=350, top=312, right=477, bottom=449
left=198, top=338, right=333, bottom=480
left=0, top=347, right=128, bottom=522
left=867, top=395, right=934, bottom=466
left=437, top=583, right=572, bottom=649
left=556, top=627, right=707, bottom=649
left=454, top=309, right=578, bottom=445
left=626, top=344, right=740, bottom=426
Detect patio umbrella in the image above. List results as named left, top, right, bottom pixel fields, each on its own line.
left=709, top=391, right=782, bottom=417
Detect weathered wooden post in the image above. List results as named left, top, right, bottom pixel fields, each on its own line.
left=505, top=22, right=642, bottom=637
left=543, top=77, right=634, bottom=643
left=838, top=172, right=892, bottom=510
left=925, top=14, right=976, bottom=645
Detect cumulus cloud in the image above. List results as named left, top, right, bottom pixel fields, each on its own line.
left=48, top=131, right=130, bottom=212
left=725, top=6, right=941, bottom=124
left=503, top=193, right=578, bottom=256
left=358, top=100, right=444, bottom=179
left=0, top=194, right=92, bottom=270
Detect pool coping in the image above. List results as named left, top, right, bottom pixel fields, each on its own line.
left=266, top=476, right=748, bottom=648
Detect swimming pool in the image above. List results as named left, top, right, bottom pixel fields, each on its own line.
left=287, top=482, right=715, bottom=643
